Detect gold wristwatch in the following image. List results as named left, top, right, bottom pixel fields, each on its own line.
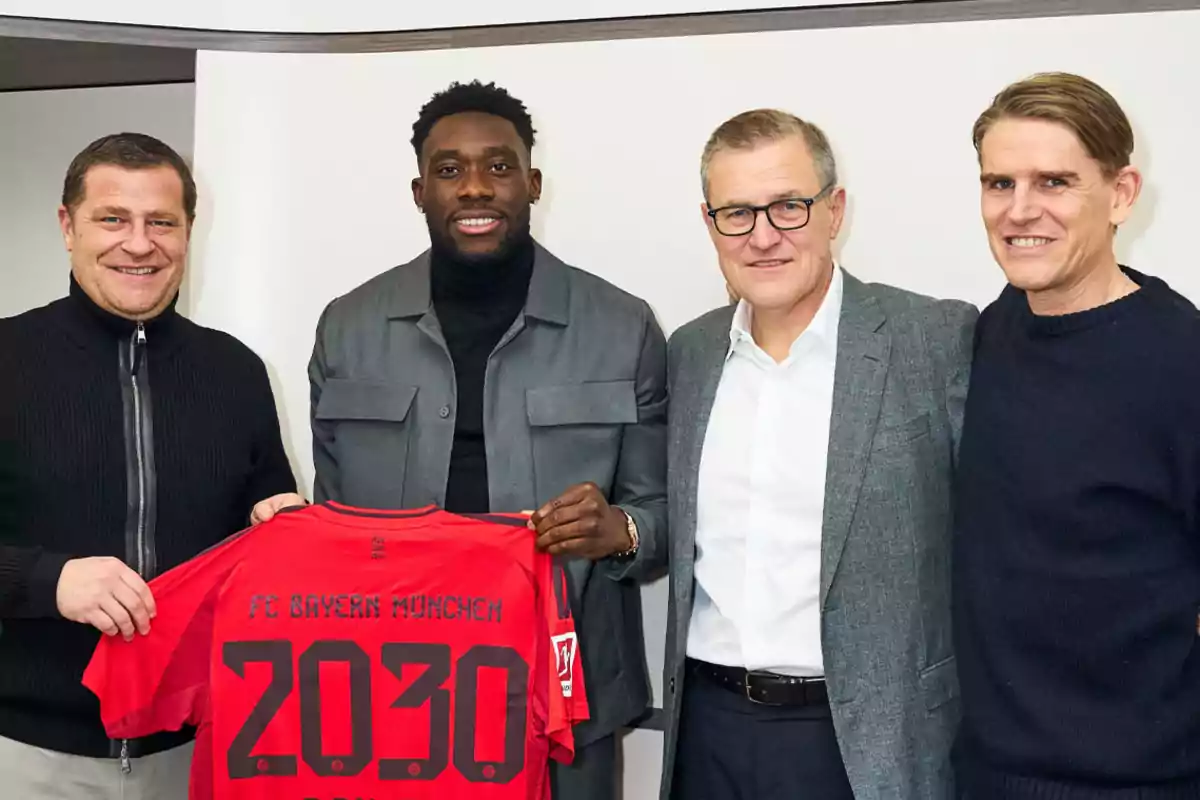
left=615, top=509, right=639, bottom=558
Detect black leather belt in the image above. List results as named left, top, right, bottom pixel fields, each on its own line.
left=688, top=658, right=828, bottom=707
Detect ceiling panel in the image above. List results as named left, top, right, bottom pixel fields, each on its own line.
left=0, top=35, right=193, bottom=92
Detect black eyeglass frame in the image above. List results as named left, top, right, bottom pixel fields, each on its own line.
left=706, top=181, right=836, bottom=236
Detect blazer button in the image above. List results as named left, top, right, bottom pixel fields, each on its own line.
left=438, top=405, right=450, bottom=419
left=669, top=677, right=675, bottom=694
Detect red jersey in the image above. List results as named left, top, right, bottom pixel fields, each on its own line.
left=82, top=503, right=588, bottom=800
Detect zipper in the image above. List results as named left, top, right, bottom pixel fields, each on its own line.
left=131, top=322, right=147, bottom=577
left=117, top=321, right=149, bottom=774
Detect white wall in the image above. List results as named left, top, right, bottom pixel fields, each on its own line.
left=188, top=10, right=1200, bottom=797
left=0, top=1, right=905, bottom=33
left=0, top=83, right=195, bottom=318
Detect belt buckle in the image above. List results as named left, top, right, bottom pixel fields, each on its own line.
left=743, top=669, right=778, bottom=706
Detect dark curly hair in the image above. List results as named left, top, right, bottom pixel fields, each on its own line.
left=411, top=80, right=537, bottom=161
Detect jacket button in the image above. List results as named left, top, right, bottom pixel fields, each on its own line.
left=669, top=678, right=675, bottom=694
left=439, top=405, right=450, bottom=419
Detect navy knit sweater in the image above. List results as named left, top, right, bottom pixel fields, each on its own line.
left=953, top=267, right=1200, bottom=799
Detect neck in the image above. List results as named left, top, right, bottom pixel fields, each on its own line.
left=750, top=261, right=834, bottom=363
left=1025, top=256, right=1138, bottom=316
left=67, top=273, right=176, bottom=338
left=430, top=236, right=535, bottom=305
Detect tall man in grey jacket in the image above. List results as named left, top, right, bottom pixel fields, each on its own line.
left=307, top=80, right=667, bottom=799
left=623, top=109, right=976, bottom=799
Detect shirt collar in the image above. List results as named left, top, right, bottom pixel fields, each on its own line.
left=389, top=240, right=570, bottom=328
left=727, top=261, right=844, bottom=362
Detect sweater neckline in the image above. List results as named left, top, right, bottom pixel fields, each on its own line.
left=429, top=237, right=534, bottom=311
left=64, top=272, right=182, bottom=343
left=1019, top=266, right=1154, bottom=337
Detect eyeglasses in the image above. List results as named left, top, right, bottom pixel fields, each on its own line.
left=706, top=182, right=836, bottom=237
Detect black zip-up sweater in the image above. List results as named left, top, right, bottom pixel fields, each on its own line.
left=0, top=276, right=296, bottom=757
left=953, top=268, right=1200, bottom=798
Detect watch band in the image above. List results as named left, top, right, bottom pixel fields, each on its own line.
left=615, top=509, right=639, bottom=558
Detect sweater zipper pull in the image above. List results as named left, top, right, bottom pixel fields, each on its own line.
left=131, top=322, right=146, bottom=375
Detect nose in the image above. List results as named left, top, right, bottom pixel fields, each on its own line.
left=122, top=220, right=155, bottom=257
left=457, top=166, right=495, bottom=201
left=748, top=209, right=784, bottom=250
left=1006, top=184, right=1042, bottom=225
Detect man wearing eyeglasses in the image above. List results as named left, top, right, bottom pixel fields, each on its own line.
left=652, top=109, right=977, bottom=799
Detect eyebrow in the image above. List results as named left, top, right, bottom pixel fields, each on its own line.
left=92, top=206, right=181, bottom=221
left=483, top=145, right=520, bottom=160
left=91, top=205, right=131, bottom=217
left=979, top=170, right=1080, bottom=184
left=1040, top=170, right=1080, bottom=182
left=716, top=189, right=814, bottom=207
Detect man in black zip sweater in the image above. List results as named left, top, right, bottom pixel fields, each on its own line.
left=953, top=73, right=1200, bottom=798
left=0, top=133, right=303, bottom=797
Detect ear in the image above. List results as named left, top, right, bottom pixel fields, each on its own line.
left=701, top=201, right=725, bottom=248
left=826, top=186, right=847, bottom=240
left=57, top=205, right=75, bottom=252
left=1109, top=165, right=1142, bottom=227
left=411, top=177, right=424, bottom=211
left=528, top=167, right=543, bottom=204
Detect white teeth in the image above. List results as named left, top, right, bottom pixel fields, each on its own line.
left=116, top=267, right=157, bottom=275
left=1009, top=237, right=1052, bottom=247
left=457, top=217, right=497, bottom=227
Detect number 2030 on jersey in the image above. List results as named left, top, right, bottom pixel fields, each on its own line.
left=83, top=503, right=589, bottom=800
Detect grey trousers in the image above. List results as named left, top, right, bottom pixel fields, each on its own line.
left=0, top=735, right=193, bottom=799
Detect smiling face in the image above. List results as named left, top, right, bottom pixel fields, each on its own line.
left=702, top=135, right=845, bottom=319
left=411, top=111, right=542, bottom=264
left=979, top=116, right=1140, bottom=302
left=59, top=164, right=190, bottom=320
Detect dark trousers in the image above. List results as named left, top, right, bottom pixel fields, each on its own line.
left=550, top=733, right=616, bottom=800
left=673, top=661, right=855, bottom=800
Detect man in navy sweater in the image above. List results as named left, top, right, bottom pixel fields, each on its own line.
left=953, top=72, right=1200, bottom=798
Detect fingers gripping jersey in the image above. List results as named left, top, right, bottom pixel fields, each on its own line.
left=82, top=503, right=589, bottom=800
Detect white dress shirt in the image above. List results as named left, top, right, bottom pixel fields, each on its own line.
left=686, top=265, right=843, bottom=676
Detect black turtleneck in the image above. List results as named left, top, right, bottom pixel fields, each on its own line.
left=0, top=276, right=296, bottom=757
left=430, top=239, right=534, bottom=514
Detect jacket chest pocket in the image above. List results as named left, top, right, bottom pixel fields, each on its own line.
left=315, top=379, right=417, bottom=507
left=525, top=381, right=637, bottom=501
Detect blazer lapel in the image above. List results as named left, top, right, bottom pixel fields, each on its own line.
left=820, top=273, right=890, bottom=608
left=675, top=309, right=734, bottom=575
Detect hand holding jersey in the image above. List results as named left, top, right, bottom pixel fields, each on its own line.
left=248, top=491, right=310, bottom=525
left=528, top=482, right=635, bottom=561
left=56, top=485, right=306, bottom=642
left=56, top=555, right=156, bottom=640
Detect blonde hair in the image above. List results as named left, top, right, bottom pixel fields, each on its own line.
left=700, top=109, right=837, bottom=200
left=973, top=72, right=1134, bottom=178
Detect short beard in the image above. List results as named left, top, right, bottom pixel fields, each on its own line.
left=427, top=205, right=534, bottom=268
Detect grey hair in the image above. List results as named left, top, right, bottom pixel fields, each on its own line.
left=700, top=108, right=838, bottom=200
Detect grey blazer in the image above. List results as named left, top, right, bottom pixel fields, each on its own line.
left=639, top=270, right=976, bottom=799
left=307, top=242, right=668, bottom=745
